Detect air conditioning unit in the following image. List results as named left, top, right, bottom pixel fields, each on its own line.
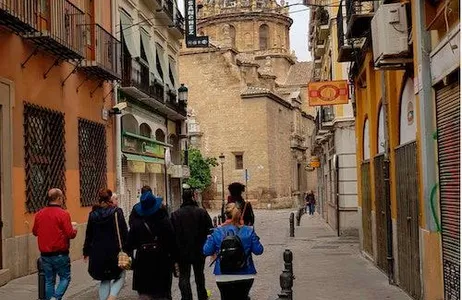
left=371, top=3, right=412, bottom=69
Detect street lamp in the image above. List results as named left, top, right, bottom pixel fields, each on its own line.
left=219, top=153, right=225, bottom=220
left=178, top=83, right=188, bottom=103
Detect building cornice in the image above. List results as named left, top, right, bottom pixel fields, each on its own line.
left=241, top=90, right=292, bottom=109
left=198, top=12, right=293, bottom=27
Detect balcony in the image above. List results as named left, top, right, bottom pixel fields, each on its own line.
left=0, top=0, right=39, bottom=34
left=120, top=57, right=186, bottom=120
left=174, top=9, right=184, bottom=34
left=315, top=43, right=326, bottom=57
left=121, top=57, right=153, bottom=99
left=79, top=24, right=122, bottom=81
left=345, top=0, right=374, bottom=39
left=337, top=2, right=361, bottom=62
left=24, top=0, right=85, bottom=60
left=321, top=106, right=335, bottom=130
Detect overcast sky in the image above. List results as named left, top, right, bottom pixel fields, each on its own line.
left=177, top=0, right=311, bottom=61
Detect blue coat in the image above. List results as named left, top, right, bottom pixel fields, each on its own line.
left=203, top=224, right=264, bottom=275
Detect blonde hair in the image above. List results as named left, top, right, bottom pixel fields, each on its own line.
left=225, top=203, right=242, bottom=225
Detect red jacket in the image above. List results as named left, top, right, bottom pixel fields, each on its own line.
left=33, top=204, right=77, bottom=254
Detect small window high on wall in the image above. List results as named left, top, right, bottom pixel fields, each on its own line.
left=363, top=118, right=370, bottom=160
left=259, top=24, right=269, bottom=50
left=399, top=78, right=417, bottom=144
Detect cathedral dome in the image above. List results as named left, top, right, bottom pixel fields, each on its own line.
left=197, top=0, right=293, bottom=55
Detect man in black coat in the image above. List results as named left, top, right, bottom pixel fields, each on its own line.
left=171, top=188, right=213, bottom=300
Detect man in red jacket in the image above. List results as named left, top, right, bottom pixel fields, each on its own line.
left=33, top=188, right=77, bottom=300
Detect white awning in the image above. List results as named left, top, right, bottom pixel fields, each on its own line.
left=120, top=10, right=140, bottom=58
left=168, top=57, right=178, bottom=89
left=140, top=29, right=163, bottom=84
left=156, top=43, right=174, bottom=90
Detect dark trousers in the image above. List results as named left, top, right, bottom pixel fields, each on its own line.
left=178, top=259, right=208, bottom=300
left=308, top=203, right=315, bottom=215
left=216, top=279, right=254, bottom=300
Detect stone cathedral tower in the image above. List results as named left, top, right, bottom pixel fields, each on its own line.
left=196, top=0, right=296, bottom=80
left=180, top=0, right=316, bottom=209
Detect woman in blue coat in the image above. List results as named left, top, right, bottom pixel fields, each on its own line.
left=203, top=203, right=264, bottom=300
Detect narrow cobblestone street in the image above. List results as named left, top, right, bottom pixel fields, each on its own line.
left=0, top=209, right=411, bottom=300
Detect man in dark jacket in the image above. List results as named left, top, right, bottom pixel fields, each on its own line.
left=227, top=182, right=255, bottom=226
left=171, top=188, right=213, bottom=300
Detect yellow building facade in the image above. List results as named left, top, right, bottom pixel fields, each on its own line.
left=339, top=0, right=459, bottom=299
left=309, top=1, right=358, bottom=235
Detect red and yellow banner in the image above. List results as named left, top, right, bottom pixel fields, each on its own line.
left=308, top=80, right=349, bottom=106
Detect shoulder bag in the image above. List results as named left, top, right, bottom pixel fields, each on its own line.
left=115, top=211, right=131, bottom=270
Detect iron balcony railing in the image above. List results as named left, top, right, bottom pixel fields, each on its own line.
left=346, top=0, right=374, bottom=23
left=0, top=0, right=38, bottom=33
left=122, top=57, right=150, bottom=95
left=337, top=1, right=346, bottom=49
left=166, top=91, right=186, bottom=115
left=321, top=106, right=335, bottom=123
left=175, top=9, right=185, bottom=32
left=80, top=23, right=122, bottom=80
left=163, top=0, right=174, bottom=19
left=25, top=0, right=85, bottom=60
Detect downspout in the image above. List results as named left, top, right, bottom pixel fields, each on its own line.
left=381, top=70, right=394, bottom=284
left=113, top=0, right=122, bottom=197
left=334, top=154, right=340, bottom=236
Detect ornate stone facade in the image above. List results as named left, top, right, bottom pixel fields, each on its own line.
left=179, top=0, right=316, bottom=208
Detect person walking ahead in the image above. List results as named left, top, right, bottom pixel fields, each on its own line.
left=171, top=188, right=213, bottom=300
left=203, top=203, right=264, bottom=300
left=83, top=189, right=129, bottom=300
left=227, top=182, right=255, bottom=226
left=127, top=191, right=179, bottom=300
left=33, top=188, right=77, bottom=300
left=306, top=190, right=316, bottom=215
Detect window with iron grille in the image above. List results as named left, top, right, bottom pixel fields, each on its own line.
left=79, top=118, right=107, bottom=206
left=24, top=103, right=66, bottom=213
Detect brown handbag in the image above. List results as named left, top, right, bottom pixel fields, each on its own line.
left=115, top=211, right=131, bottom=270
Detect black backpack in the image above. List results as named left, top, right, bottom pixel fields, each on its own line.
left=218, top=228, right=247, bottom=274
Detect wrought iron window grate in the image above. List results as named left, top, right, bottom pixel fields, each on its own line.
left=78, top=118, right=107, bottom=207
left=24, top=103, right=66, bottom=213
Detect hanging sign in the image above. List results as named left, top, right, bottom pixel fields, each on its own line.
left=308, top=80, right=349, bottom=106
left=184, top=0, right=209, bottom=47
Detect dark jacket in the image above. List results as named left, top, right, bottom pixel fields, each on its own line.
left=127, top=207, right=178, bottom=298
left=83, top=206, right=128, bottom=281
left=171, top=201, right=213, bottom=263
left=305, top=193, right=316, bottom=205
left=228, top=196, right=255, bottom=226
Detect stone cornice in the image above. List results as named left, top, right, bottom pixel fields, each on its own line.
left=198, top=12, right=293, bottom=27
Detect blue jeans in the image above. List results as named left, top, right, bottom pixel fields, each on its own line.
left=41, top=255, right=71, bottom=300
left=99, top=271, right=126, bottom=300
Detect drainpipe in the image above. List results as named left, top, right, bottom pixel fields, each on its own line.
left=112, top=0, right=122, bottom=197
left=381, top=70, right=394, bottom=284
left=334, top=154, right=340, bottom=236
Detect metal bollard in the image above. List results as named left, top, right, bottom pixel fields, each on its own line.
left=289, top=212, right=294, bottom=237
left=213, top=216, right=217, bottom=228
left=275, top=249, right=294, bottom=300
left=37, top=258, right=46, bottom=300
left=295, top=211, right=300, bottom=227
left=217, top=215, right=222, bottom=225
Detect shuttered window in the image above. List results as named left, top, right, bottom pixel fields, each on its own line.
left=435, top=75, right=460, bottom=299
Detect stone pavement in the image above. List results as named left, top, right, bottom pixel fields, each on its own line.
left=0, top=210, right=411, bottom=300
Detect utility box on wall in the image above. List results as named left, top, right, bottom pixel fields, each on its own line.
left=371, top=3, right=412, bottom=69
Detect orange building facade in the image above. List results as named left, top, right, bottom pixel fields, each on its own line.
left=0, top=0, right=120, bottom=284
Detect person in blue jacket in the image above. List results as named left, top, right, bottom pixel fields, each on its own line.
left=203, top=202, right=264, bottom=300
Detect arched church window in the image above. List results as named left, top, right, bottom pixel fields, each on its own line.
left=229, top=25, right=236, bottom=48
left=259, top=24, right=269, bottom=50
